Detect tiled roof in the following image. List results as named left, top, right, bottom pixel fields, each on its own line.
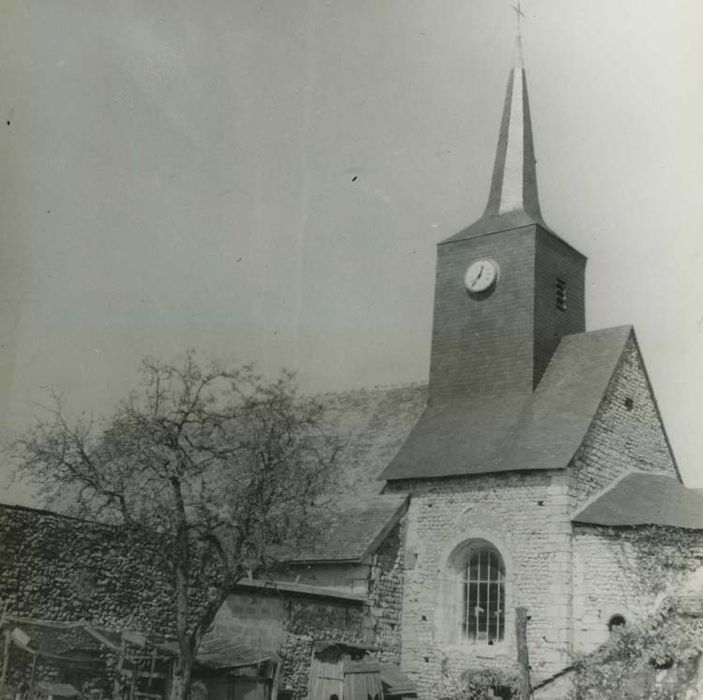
left=573, top=472, right=703, bottom=529
left=381, top=325, right=633, bottom=481
left=278, top=494, right=407, bottom=563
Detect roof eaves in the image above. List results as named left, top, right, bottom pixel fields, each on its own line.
left=233, top=579, right=365, bottom=604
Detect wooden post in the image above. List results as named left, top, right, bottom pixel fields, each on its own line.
left=28, top=653, right=37, bottom=700
left=148, top=647, right=157, bottom=688
left=113, top=635, right=126, bottom=700
left=0, top=627, right=11, bottom=700
left=515, top=607, right=531, bottom=700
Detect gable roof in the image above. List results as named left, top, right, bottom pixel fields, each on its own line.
left=573, top=471, right=703, bottom=529
left=278, top=494, right=408, bottom=563
left=381, top=325, right=633, bottom=481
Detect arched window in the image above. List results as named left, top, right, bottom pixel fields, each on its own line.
left=461, top=542, right=505, bottom=644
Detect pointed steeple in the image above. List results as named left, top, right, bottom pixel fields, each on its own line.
left=444, top=29, right=547, bottom=242
left=483, top=34, right=542, bottom=221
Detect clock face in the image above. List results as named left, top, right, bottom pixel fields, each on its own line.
left=464, top=259, right=499, bottom=293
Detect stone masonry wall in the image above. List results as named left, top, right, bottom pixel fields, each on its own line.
left=368, top=519, right=406, bottom=666
left=572, top=525, right=703, bottom=654
left=569, top=336, right=678, bottom=507
left=388, top=470, right=572, bottom=698
left=0, top=503, right=175, bottom=633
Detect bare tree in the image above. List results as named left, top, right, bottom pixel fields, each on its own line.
left=12, top=353, right=341, bottom=700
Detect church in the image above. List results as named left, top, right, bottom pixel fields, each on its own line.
left=241, top=29, right=703, bottom=699
left=2, top=25, right=703, bottom=700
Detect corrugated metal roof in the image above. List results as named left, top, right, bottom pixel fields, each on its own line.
left=573, top=472, right=703, bottom=529
left=381, top=325, right=632, bottom=481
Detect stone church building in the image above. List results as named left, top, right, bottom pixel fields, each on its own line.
left=256, top=33, right=703, bottom=697
left=3, top=32, right=703, bottom=700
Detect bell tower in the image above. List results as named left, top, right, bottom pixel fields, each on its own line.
left=428, top=35, right=586, bottom=406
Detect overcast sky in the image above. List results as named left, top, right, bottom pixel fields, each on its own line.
left=1, top=1, right=702, bottom=503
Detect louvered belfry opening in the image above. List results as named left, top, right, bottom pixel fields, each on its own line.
left=462, top=546, right=505, bottom=644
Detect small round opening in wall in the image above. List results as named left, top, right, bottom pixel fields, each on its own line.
left=608, top=614, right=626, bottom=632
left=624, top=398, right=634, bottom=411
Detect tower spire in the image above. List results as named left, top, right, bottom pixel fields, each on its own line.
left=446, top=11, right=546, bottom=243
left=483, top=16, right=542, bottom=222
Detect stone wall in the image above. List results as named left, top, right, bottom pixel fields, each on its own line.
left=573, top=525, right=703, bottom=654
left=368, top=519, right=406, bottom=666
left=569, top=336, right=678, bottom=508
left=0, top=503, right=175, bottom=633
left=388, top=470, right=572, bottom=698
left=0, top=501, right=409, bottom=700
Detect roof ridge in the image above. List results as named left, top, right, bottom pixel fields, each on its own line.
left=310, top=381, right=426, bottom=401
left=559, top=324, right=633, bottom=342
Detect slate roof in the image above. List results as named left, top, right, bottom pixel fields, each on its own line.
left=278, top=494, right=407, bottom=563
left=381, top=325, right=633, bottom=481
left=573, top=472, right=703, bottom=529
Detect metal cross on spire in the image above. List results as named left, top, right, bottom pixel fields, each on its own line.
left=511, top=0, right=525, bottom=34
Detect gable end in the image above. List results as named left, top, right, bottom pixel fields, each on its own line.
left=569, top=332, right=680, bottom=506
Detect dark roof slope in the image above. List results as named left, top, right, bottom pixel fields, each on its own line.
left=573, top=472, right=703, bottom=529
left=279, top=494, right=407, bottom=563
left=381, top=325, right=633, bottom=481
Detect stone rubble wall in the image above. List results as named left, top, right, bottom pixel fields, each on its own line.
left=0, top=503, right=176, bottom=633
left=569, top=336, right=678, bottom=508
left=368, top=519, right=406, bottom=667
left=573, top=525, right=703, bottom=655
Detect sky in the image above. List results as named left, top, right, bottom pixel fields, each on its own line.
left=1, top=1, right=702, bottom=503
